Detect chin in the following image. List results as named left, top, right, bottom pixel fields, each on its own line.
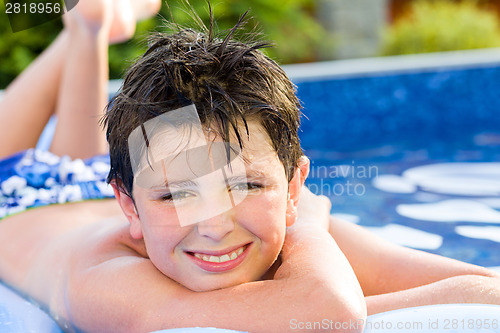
left=183, top=273, right=259, bottom=292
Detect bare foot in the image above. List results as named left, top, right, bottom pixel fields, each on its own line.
left=62, top=0, right=114, bottom=38
left=108, top=0, right=135, bottom=44
left=64, top=0, right=161, bottom=44
left=133, top=0, right=162, bottom=21
left=109, top=0, right=162, bottom=43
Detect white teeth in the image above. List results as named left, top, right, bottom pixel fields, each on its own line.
left=193, top=246, right=246, bottom=263
left=219, top=254, right=230, bottom=263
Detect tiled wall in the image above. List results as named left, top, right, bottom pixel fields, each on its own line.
left=295, top=65, right=500, bottom=152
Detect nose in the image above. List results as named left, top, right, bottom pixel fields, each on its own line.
left=196, top=211, right=235, bottom=241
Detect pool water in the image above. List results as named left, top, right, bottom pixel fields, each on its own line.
left=304, top=134, right=500, bottom=268
left=289, top=54, right=500, bottom=270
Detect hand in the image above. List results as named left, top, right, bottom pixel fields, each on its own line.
left=294, top=185, right=332, bottom=231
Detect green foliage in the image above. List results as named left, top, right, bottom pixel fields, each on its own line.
left=0, top=5, right=62, bottom=89
left=108, top=19, right=156, bottom=80
left=380, top=0, right=500, bottom=56
left=156, top=0, right=328, bottom=64
left=0, top=0, right=329, bottom=89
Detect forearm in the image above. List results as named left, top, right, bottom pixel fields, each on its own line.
left=69, top=246, right=366, bottom=333
left=181, top=225, right=366, bottom=331
left=63, top=224, right=365, bottom=333
left=366, top=274, right=500, bottom=315
left=274, top=224, right=367, bottom=328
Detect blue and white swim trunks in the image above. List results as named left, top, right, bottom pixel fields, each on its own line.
left=0, top=149, right=114, bottom=219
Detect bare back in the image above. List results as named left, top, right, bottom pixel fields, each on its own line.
left=0, top=200, right=145, bottom=318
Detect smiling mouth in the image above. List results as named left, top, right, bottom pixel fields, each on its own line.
left=190, top=245, right=247, bottom=263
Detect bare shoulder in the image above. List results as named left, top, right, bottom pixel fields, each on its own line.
left=0, top=200, right=188, bottom=331
left=0, top=200, right=143, bottom=297
left=0, top=200, right=163, bottom=329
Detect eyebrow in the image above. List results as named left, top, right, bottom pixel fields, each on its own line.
left=150, top=170, right=271, bottom=192
left=157, top=159, right=197, bottom=189
left=244, top=167, right=267, bottom=178
left=148, top=179, right=197, bottom=191
left=224, top=175, right=248, bottom=183
left=149, top=158, right=269, bottom=189
left=164, top=179, right=197, bottom=189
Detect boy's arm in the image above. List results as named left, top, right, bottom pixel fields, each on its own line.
left=65, top=197, right=365, bottom=332
left=365, top=274, right=500, bottom=314
left=330, top=217, right=500, bottom=315
left=65, top=227, right=365, bottom=332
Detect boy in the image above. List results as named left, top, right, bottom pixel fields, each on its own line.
left=1, top=1, right=499, bottom=332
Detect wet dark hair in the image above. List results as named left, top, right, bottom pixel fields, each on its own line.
left=102, top=13, right=303, bottom=196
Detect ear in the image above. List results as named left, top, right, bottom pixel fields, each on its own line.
left=285, top=156, right=310, bottom=227
left=111, top=182, right=143, bottom=239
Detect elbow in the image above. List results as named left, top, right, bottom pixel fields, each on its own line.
left=333, top=295, right=367, bottom=333
left=319, top=299, right=366, bottom=333
left=348, top=301, right=368, bottom=333
left=305, top=286, right=367, bottom=333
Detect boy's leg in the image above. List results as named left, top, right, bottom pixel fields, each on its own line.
left=50, top=0, right=161, bottom=159
left=0, top=31, right=69, bottom=159
left=0, top=0, right=160, bottom=160
left=49, top=2, right=113, bottom=159
left=0, top=0, right=113, bottom=160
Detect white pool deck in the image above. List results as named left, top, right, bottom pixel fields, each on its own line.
left=283, top=47, right=500, bottom=82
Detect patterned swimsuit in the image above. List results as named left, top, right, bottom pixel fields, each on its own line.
left=0, top=149, right=114, bottom=219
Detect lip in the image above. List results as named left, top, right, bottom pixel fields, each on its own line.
left=186, top=243, right=251, bottom=273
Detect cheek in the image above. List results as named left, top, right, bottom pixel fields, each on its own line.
left=138, top=198, right=191, bottom=233
left=139, top=207, right=188, bottom=255
left=240, top=191, right=288, bottom=244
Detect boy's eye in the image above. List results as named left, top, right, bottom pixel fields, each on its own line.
left=230, top=182, right=262, bottom=192
left=161, top=191, right=193, bottom=202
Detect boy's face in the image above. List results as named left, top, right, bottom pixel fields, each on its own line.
left=117, top=111, right=303, bottom=292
